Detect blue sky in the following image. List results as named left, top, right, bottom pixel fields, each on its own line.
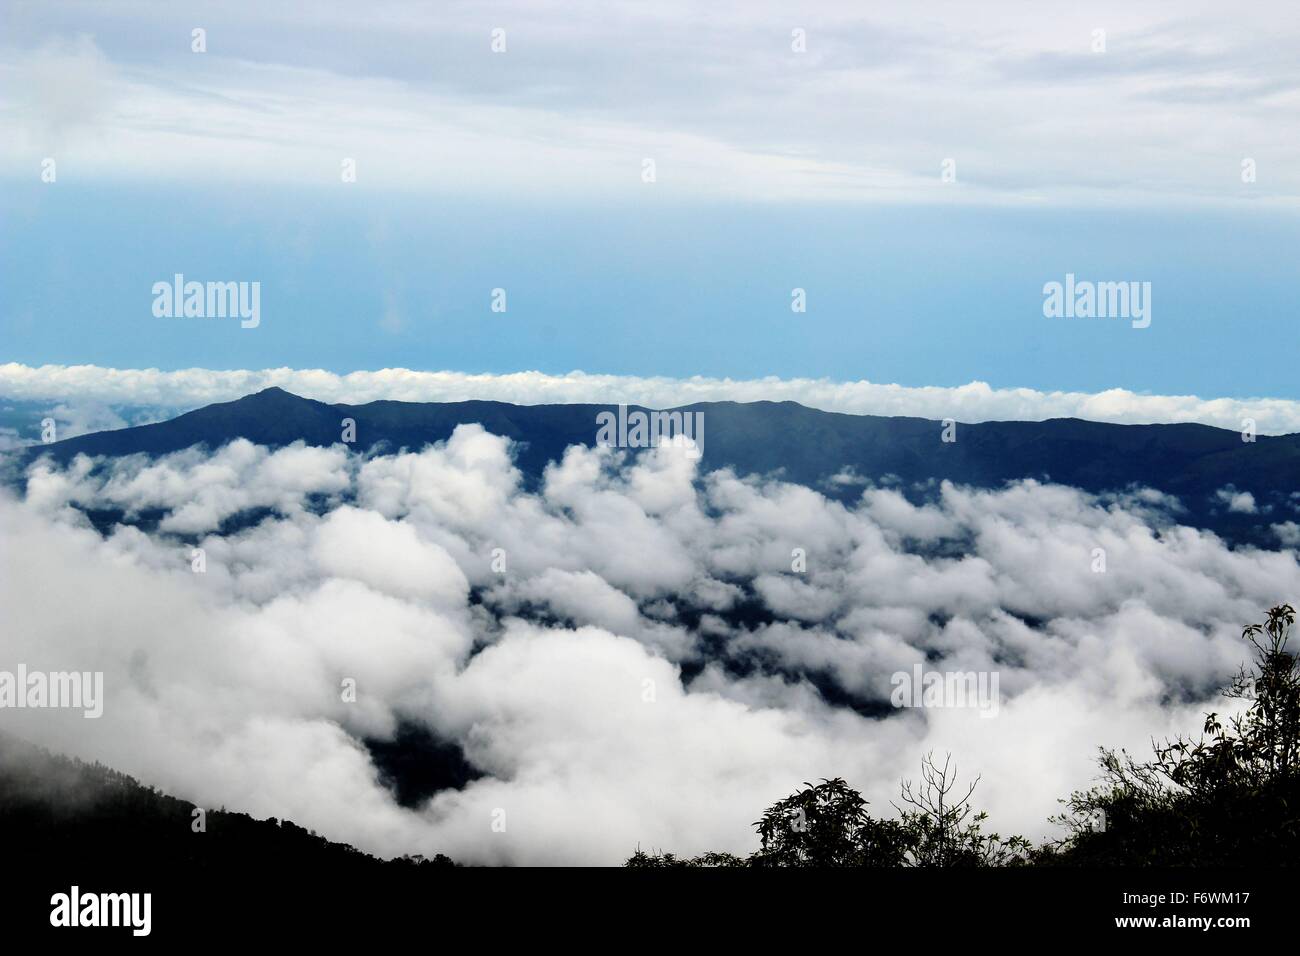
left=2, top=0, right=1299, bottom=402
left=4, top=182, right=1298, bottom=399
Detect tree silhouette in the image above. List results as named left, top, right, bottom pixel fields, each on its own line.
left=751, top=777, right=911, bottom=867
left=1047, top=604, right=1300, bottom=865
left=628, top=605, right=1300, bottom=868
left=626, top=762, right=1024, bottom=867
left=895, top=752, right=1030, bottom=867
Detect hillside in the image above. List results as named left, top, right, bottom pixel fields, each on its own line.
left=16, top=387, right=1299, bottom=546
left=0, top=731, right=455, bottom=876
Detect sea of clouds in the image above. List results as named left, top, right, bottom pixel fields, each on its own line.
left=3, top=426, right=1297, bottom=864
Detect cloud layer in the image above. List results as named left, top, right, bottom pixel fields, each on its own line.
left=3, top=2, right=1299, bottom=203
left=4, top=425, right=1295, bottom=863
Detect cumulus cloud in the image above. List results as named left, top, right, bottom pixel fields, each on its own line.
left=1273, top=521, right=1300, bottom=547
left=4, top=362, right=1300, bottom=435
left=3, top=426, right=1292, bottom=864
left=24, top=439, right=352, bottom=533
left=1217, top=486, right=1258, bottom=514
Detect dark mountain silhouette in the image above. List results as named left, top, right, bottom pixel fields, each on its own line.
left=364, top=722, right=483, bottom=809
left=0, top=730, right=455, bottom=877
left=17, top=386, right=1298, bottom=545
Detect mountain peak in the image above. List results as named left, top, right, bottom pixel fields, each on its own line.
left=243, top=386, right=307, bottom=403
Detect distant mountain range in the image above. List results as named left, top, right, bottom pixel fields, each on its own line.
left=15, top=386, right=1296, bottom=546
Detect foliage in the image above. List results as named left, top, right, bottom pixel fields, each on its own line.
left=1045, top=604, right=1300, bottom=866
left=627, top=757, right=1026, bottom=868
left=894, top=753, right=1031, bottom=867
left=625, top=849, right=747, bottom=868
left=628, top=605, right=1300, bottom=868
left=751, top=776, right=912, bottom=867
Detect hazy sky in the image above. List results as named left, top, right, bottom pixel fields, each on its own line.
left=2, top=1, right=1298, bottom=397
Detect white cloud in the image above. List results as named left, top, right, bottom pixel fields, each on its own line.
left=4, top=34, right=121, bottom=149
left=1217, top=486, right=1258, bottom=514
left=23, top=438, right=352, bottom=532
left=1273, top=521, right=1300, bottom=547
left=3, top=428, right=1294, bottom=863
left=2, top=3, right=1298, bottom=203
left=312, top=506, right=469, bottom=609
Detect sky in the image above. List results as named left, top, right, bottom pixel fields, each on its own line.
left=2, top=1, right=1299, bottom=402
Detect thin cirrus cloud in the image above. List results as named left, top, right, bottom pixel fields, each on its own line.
left=1, top=1, right=1298, bottom=202
left=3, top=362, right=1299, bottom=435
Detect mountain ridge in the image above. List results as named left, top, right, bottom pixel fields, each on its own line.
left=13, top=387, right=1299, bottom=547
